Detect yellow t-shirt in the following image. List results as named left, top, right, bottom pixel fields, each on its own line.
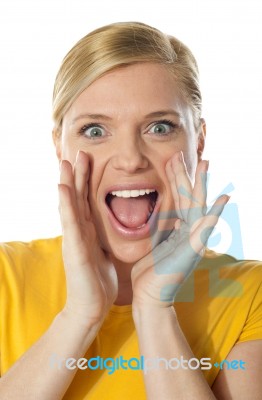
left=0, top=236, right=261, bottom=399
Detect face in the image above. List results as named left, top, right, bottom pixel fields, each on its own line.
left=54, top=63, right=204, bottom=264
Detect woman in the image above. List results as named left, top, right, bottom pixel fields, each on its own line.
left=0, top=22, right=261, bottom=399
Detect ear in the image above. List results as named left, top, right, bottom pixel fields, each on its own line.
left=52, top=128, right=62, bottom=161
left=197, top=118, right=206, bottom=161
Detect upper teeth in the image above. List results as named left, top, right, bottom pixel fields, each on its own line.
left=110, top=189, right=156, bottom=198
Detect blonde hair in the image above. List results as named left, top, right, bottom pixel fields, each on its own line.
left=52, top=22, right=202, bottom=134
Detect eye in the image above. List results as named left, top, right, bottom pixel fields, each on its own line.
left=148, top=120, right=177, bottom=136
left=79, top=124, right=105, bottom=138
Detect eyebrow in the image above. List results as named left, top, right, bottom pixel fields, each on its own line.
left=144, top=110, right=183, bottom=119
left=70, top=109, right=183, bottom=125
left=71, top=113, right=112, bottom=125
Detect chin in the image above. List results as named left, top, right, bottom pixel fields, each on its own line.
left=108, top=239, right=153, bottom=265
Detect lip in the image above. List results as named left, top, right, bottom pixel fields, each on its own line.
left=103, top=182, right=161, bottom=239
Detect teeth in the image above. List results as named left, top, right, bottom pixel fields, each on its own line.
left=110, top=189, right=156, bottom=198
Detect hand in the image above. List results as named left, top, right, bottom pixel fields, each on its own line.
left=58, top=151, right=118, bottom=325
left=131, top=151, right=229, bottom=309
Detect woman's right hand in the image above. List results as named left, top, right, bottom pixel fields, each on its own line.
left=58, top=150, right=118, bottom=326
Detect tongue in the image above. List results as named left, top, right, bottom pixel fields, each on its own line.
left=110, top=196, right=152, bottom=228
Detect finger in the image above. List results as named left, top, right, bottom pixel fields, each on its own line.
left=207, top=194, right=229, bottom=218
left=188, top=160, right=208, bottom=225
left=73, top=150, right=91, bottom=221
left=170, top=151, right=192, bottom=220
left=58, top=183, right=82, bottom=245
left=189, top=194, right=230, bottom=255
left=166, top=156, right=182, bottom=220
left=192, top=160, right=208, bottom=208
left=60, top=159, right=77, bottom=208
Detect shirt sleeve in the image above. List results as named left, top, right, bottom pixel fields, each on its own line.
left=236, top=279, right=262, bottom=343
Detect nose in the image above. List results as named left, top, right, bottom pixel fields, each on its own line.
left=111, top=135, right=149, bottom=173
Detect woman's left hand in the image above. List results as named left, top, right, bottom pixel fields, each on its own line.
left=131, top=151, right=229, bottom=309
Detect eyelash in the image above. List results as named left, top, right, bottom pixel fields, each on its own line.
left=78, top=123, right=104, bottom=139
left=78, top=119, right=178, bottom=139
left=148, top=119, right=178, bottom=135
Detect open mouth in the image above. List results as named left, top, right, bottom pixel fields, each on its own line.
left=105, top=189, right=159, bottom=230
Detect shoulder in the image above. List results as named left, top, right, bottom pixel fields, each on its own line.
left=0, top=236, right=62, bottom=262
left=0, top=235, right=62, bottom=257
left=176, top=249, right=262, bottom=303
left=0, top=236, right=63, bottom=286
left=198, top=249, right=262, bottom=294
left=200, top=248, right=262, bottom=272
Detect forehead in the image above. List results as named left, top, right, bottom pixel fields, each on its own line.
left=65, top=63, right=190, bottom=122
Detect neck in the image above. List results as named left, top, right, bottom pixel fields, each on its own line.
left=111, top=257, right=134, bottom=306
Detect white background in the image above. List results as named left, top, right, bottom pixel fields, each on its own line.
left=0, top=0, right=261, bottom=260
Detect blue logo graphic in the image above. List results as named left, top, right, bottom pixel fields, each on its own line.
left=149, top=175, right=244, bottom=302
left=213, top=360, right=246, bottom=370
left=50, top=354, right=247, bottom=374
